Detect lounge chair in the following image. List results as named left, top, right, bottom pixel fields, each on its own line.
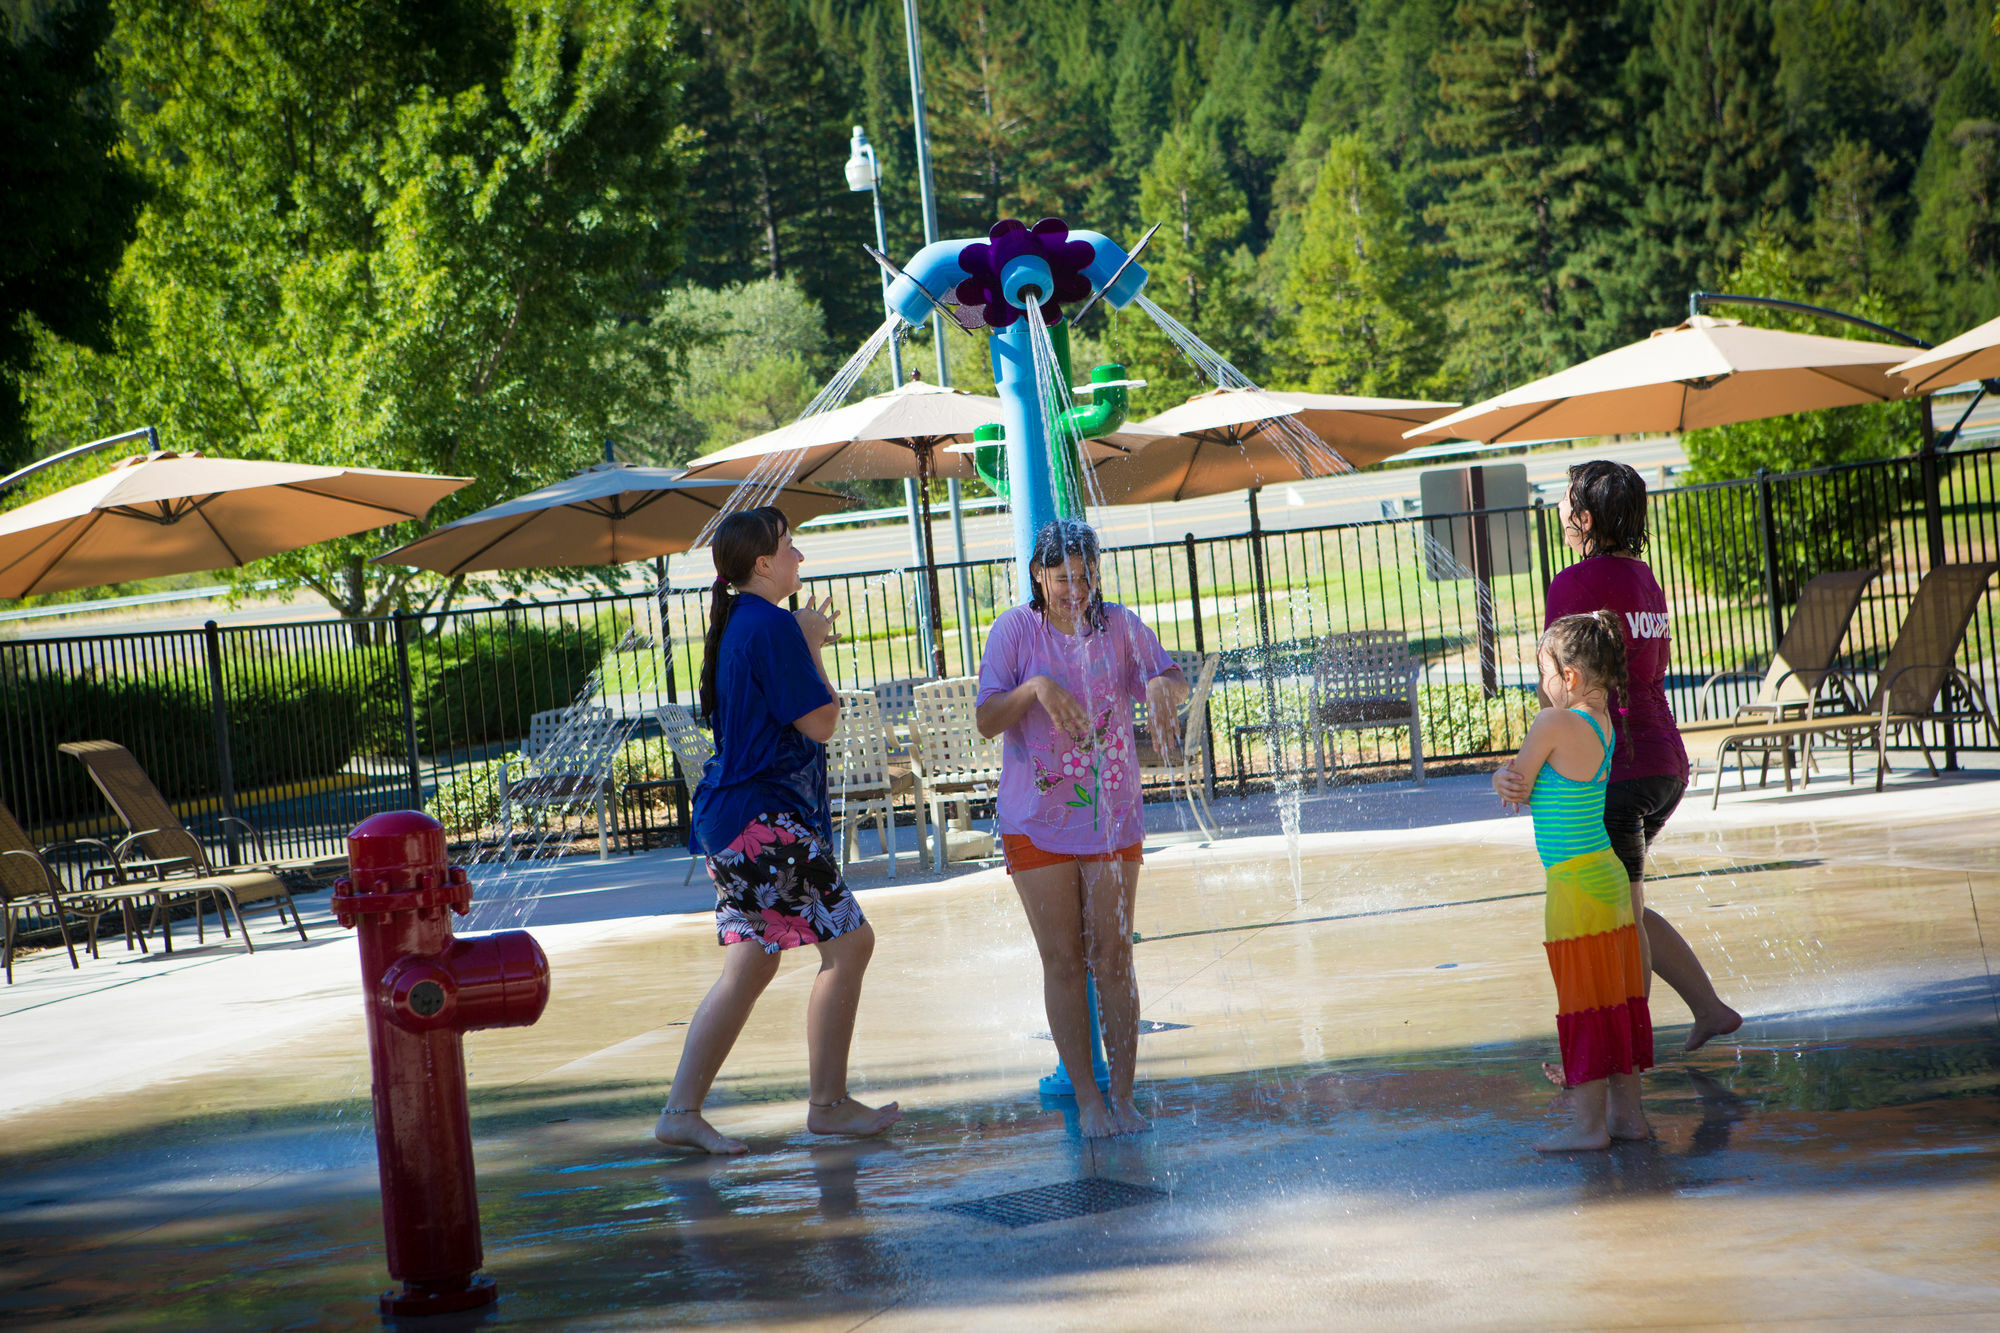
left=54, top=740, right=310, bottom=951
left=1678, top=569, right=1878, bottom=792
left=0, top=800, right=167, bottom=982
left=1687, top=563, right=2000, bottom=807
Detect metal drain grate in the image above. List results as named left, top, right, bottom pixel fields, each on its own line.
left=936, top=1177, right=1168, bottom=1228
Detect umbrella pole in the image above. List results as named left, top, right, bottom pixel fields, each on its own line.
left=916, top=448, right=947, bottom=678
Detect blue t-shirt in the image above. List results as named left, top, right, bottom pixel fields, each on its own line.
left=690, top=593, right=835, bottom=855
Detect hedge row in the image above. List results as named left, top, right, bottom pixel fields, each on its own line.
left=1, top=618, right=618, bottom=828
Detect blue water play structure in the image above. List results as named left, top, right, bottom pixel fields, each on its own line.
left=885, top=217, right=1151, bottom=1097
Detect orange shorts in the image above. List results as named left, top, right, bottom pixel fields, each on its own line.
left=1002, top=833, right=1143, bottom=874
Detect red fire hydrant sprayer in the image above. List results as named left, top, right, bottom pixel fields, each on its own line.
left=333, top=810, right=551, bottom=1317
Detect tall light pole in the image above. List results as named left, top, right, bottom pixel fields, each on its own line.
left=901, top=0, right=975, bottom=671
left=846, top=125, right=935, bottom=670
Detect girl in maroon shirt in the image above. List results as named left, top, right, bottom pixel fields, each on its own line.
left=1496, top=461, right=1742, bottom=1052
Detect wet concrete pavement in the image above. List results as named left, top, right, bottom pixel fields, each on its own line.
left=3, top=764, right=1998, bottom=1329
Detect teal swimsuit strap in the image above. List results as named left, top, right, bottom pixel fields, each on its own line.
left=1568, top=707, right=1612, bottom=782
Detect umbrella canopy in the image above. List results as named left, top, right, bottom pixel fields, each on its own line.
left=1888, top=314, right=2000, bottom=394
left=1263, top=392, right=1461, bottom=467
left=1404, top=315, right=1913, bottom=445
left=1083, top=386, right=1439, bottom=504
left=373, top=463, right=852, bottom=575
left=0, top=451, right=469, bottom=599
left=682, top=381, right=1001, bottom=484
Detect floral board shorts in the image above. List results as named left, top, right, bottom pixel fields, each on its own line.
left=707, top=811, right=866, bottom=954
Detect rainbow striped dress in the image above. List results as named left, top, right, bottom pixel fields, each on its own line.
left=1530, top=708, right=1653, bottom=1087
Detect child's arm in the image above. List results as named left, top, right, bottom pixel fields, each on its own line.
left=1493, top=708, right=1566, bottom=812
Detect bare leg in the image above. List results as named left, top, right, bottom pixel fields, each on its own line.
left=1082, top=859, right=1148, bottom=1135
left=804, top=924, right=901, bottom=1137
left=1535, top=1076, right=1611, bottom=1152
left=1637, top=882, right=1742, bottom=1052
left=1013, top=861, right=1117, bottom=1137
left=655, top=940, right=781, bottom=1154
left=1606, top=1071, right=1651, bottom=1140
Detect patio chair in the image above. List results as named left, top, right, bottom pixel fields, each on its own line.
left=828, top=690, right=925, bottom=878
left=1678, top=568, right=1878, bottom=792
left=1688, top=562, right=2000, bottom=807
left=0, top=800, right=168, bottom=983
left=869, top=675, right=932, bottom=760
left=499, top=706, right=626, bottom=862
left=1134, top=652, right=1223, bottom=840
left=654, top=703, right=716, bottom=885
left=910, top=677, right=1004, bottom=872
left=55, top=740, right=309, bottom=952
left=1308, top=630, right=1425, bottom=789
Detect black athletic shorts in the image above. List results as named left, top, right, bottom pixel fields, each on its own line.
left=1602, top=775, right=1686, bottom=881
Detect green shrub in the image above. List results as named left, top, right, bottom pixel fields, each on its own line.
left=0, top=658, right=367, bottom=827
left=425, top=757, right=524, bottom=837
left=397, top=618, right=618, bottom=757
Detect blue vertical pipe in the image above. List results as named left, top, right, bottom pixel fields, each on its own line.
left=989, top=320, right=1058, bottom=600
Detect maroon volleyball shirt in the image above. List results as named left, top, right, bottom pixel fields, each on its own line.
left=1544, top=554, right=1690, bottom=784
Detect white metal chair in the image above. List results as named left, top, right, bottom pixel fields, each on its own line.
left=499, top=706, right=625, bottom=862
left=654, top=703, right=716, bottom=884
left=869, top=675, right=932, bottom=761
left=1135, top=652, right=1223, bottom=840
left=828, top=690, right=925, bottom=878
left=1309, top=630, right=1424, bottom=788
left=909, top=677, right=1004, bottom=872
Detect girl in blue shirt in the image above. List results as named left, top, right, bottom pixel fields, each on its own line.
left=653, top=507, right=900, bottom=1154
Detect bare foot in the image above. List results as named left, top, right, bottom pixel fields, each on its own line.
left=1109, top=1097, right=1151, bottom=1136
left=1534, top=1125, right=1612, bottom=1152
left=1608, top=1114, right=1653, bottom=1142
left=1076, top=1101, right=1117, bottom=1138
left=654, top=1108, right=747, bottom=1155
left=1540, top=1061, right=1566, bottom=1088
left=1683, top=1004, right=1743, bottom=1053
left=806, top=1097, right=902, bottom=1138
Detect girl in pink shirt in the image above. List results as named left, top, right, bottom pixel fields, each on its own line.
left=976, top=520, right=1186, bottom=1138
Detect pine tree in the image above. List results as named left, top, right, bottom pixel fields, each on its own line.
left=1909, top=27, right=2000, bottom=331
left=1279, top=135, right=1444, bottom=396
left=1425, top=0, right=1642, bottom=393
left=677, top=0, right=873, bottom=345
left=1626, top=0, right=1795, bottom=315
left=1100, top=122, right=1257, bottom=413
left=1104, top=13, right=1174, bottom=234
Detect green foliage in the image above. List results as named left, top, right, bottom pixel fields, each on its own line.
left=1277, top=134, right=1444, bottom=397
left=1425, top=0, right=1642, bottom=396
left=0, top=0, right=144, bottom=474
left=1210, top=677, right=1537, bottom=760
left=425, top=756, right=521, bottom=837
left=1104, top=122, right=1258, bottom=413
left=22, top=0, right=690, bottom=620
left=0, top=658, right=365, bottom=827
left=405, top=618, right=614, bottom=757
left=630, top=277, right=834, bottom=467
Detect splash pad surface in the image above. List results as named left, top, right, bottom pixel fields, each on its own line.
left=3, top=768, right=1999, bottom=1327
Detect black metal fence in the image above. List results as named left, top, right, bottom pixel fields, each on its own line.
left=4, top=445, right=1996, bottom=876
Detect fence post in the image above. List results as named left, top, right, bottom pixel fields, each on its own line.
left=1184, top=532, right=1216, bottom=801
left=1532, top=497, right=1552, bottom=601
left=1755, top=468, right=1784, bottom=651
left=1467, top=467, right=1500, bottom=697
left=1247, top=487, right=1272, bottom=651
left=393, top=614, right=423, bottom=809
left=202, top=620, right=241, bottom=864
left=1920, top=448, right=1959, bottom=770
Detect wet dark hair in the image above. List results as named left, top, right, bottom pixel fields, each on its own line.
left=1542, top=610, right=1630, bottom=717
left=698, top=506, right=789, bottom=726
left=1027, top=519, right=1108, bottom=632
left=1565, top=460, right=1649, bottom=557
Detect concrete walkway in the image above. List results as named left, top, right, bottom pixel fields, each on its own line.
left=2, top=756, right=1998, bottom=1328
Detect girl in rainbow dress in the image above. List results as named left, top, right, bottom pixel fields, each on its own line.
left=1496, top=611, right=1654, bottom=1151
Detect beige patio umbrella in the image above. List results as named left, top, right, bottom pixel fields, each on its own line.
left=0, top=451, right=469, bottom=599
left=1888, top=313, right=2000, bottom=394
left=373, top=463, right=852, bottom=575
left=1404, top=315, right=1913, bottom=445
left=1085, top=387, right=1453, bottom=504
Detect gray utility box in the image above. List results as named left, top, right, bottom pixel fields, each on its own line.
left=1419, top=463, right=1532, bottom=582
